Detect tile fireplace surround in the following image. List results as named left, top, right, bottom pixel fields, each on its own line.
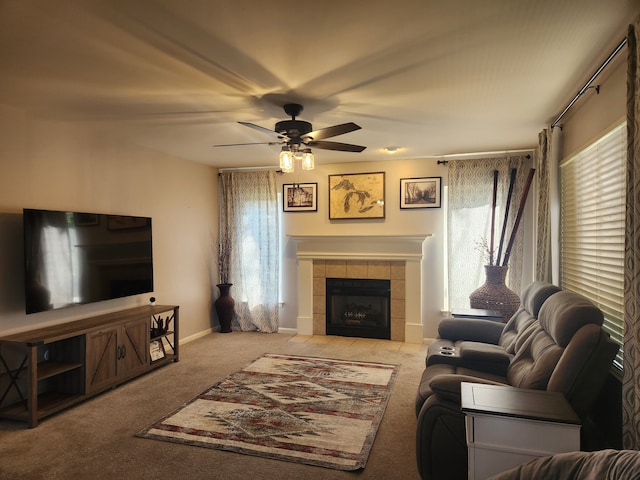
left=291, top=235, right=431, bottom=344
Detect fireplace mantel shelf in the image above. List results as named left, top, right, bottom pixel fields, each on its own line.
left=290, top=234, right=431, bottom=261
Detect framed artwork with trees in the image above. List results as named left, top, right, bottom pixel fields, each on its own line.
left=400, top=177, right=441, bottom=209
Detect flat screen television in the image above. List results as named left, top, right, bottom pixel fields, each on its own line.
left=23, top=208, right=154, bottom=314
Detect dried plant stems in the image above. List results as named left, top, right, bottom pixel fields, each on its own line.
left=496, top=168, right=517, bottom=265
left=489, top=170, right=499, bottom=265
left=502, top=168, right=536, bottom=266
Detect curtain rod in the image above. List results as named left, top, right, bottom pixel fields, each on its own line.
left=551, top=37, right=627, bottom=129
left=435, top=148, right=533, bottom=159
left=434, top=149, right=533, bottom=165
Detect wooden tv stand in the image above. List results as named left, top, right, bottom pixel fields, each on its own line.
left=0, top=305, right=179, bottom=428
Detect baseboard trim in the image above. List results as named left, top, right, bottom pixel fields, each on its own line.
left=181, top=328, right=213, bottom=345
left=277, top=327, right=297, bottom=334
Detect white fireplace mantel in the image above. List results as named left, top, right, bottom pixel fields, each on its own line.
left=290, top=235, right=429, bottom=261
left=290, top=234, right=431, bottom=344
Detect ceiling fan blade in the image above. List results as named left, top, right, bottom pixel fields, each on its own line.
left=238, top=121, right=288, bottom=140
left=303, top=122, right=361, bottom=141
left=307, top=140, right=366, bottom=152
left=213, top=141, right=282, bottom=147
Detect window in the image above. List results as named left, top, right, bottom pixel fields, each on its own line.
left=560, top=122, right=626, bottom=371
left=219, top=171, right=280, bottom=332
left=446, top=156, right=530, bottom=311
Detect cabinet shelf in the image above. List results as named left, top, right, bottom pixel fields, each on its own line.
left=0, top=392, right=84, bottom=421
left=150, top=330, right=174, bottom=341
left=151, top=353, right=176, bottom=365
left=37, top=361, right=83, bottom=381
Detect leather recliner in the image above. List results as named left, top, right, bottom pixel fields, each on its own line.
left=415, top=286, right=619, bottom=480
left=423, top=281, right=561, bottom=381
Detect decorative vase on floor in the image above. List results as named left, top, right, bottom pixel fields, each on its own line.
left=469, top=265, right=520, bottom=322
left=215, top=283, right=235, bottom=333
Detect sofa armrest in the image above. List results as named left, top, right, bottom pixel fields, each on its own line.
left=438, top=317, right=505, bottom=344
left=459, top=342, right=512, bottom=363
left=456, top=342, right=513, bottom=376
left=429, top=374, right=504, bottom=403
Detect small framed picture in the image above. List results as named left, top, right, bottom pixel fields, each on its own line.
left=150, top=339, right=165, bottom=362
left=400, top=177, right=442, bottom=209
left=283, top=183, right=318, bottom=212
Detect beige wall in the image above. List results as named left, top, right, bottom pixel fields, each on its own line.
left=277, top=159, right=446, bottom=338
left=560, top=49, right=626, bottom=158
left=0, top=105, right=218, bottom=340
left=0, top=103, right=541, bottom=342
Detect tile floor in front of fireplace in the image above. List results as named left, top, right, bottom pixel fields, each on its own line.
left=288, top=334, right=429, bottom=353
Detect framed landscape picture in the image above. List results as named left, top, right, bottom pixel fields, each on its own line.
left=328, top=172, right=385, bottom=219
left=283, top=183, right=318, bottom=212
left=400, top=176, right=442, bottom=209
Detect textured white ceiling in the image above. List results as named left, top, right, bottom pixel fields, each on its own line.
left=0, top=0, right=638, bottom=168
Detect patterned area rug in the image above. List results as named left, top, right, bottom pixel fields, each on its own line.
left=136, top=353, right=399, bottom=470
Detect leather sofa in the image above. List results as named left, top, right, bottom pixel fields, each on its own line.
left=415, top=282, right=619, bottom=480
left=487, top=449, right=640, bottom=480
left=423, top=281, right=561, bottom=380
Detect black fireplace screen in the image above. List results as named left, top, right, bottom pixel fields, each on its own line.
left=326, top=278, right=391, bottom=339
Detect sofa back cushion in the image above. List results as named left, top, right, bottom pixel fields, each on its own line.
left=499, top=282, right=561, bottom=353
left=506, top=326, right=563, bottom=389
left=538, top=290, right=604, bottom=346
left=506, top=290, right=605, bottom=392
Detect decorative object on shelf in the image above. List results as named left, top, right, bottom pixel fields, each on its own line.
left=328, top=172, right=385, bottom=219
left=215, top=283, right=235, bottom=333
left=469, top=168, right=535, bottom=320
left=150, top=315, right=171, bottom=338
left=149, top=339, right=165, bottom=362
left=283, top=183, right=318, bottom=212
left=469, top=265, right=521, bottom=321
left=400, top=177, right=442, bottom=209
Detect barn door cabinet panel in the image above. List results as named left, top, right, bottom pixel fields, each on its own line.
left=85, top=318, right=149, bottom=394
left=0, top=305, right=179, bottom=428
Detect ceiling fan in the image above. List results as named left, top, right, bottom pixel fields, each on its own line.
left=213, top=103, right=366, bottom=156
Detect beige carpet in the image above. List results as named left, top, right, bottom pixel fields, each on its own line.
left=0, top=332, right=427, bottom=480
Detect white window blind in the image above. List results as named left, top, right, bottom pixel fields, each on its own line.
left=560, top=122, right=626, bottom=371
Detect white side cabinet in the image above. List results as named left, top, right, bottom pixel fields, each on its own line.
left=461, top=382, right=581, bottom=480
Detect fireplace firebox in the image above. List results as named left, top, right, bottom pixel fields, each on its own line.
left=326, top=278, right=391, bottom=339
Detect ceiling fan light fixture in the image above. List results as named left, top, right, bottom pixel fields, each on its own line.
left=224, top=104, right=364, bottom=172
left=280, top=146, right=294, bottom=173
left=301, top=149, right=315, bottom=170
left=384, top=146, right=399, bottom=154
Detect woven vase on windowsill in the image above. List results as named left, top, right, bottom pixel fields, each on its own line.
left=469, top=265, right=520, bottom=322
